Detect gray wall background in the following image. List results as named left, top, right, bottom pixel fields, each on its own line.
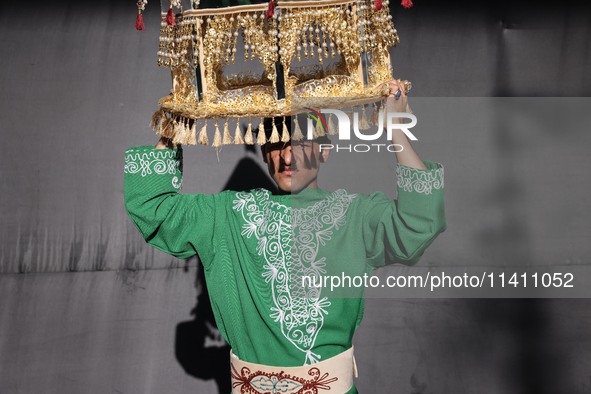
left=1, top=0, right=591, bottom=393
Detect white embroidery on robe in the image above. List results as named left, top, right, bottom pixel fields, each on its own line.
left=233, top=189, right=356, bottom=365
left=396, top=164, right=444, bottom=195
left=124, top=149, right=180, bottom=177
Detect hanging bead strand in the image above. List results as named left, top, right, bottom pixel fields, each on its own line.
left=135, top=0, right=147, bottom=30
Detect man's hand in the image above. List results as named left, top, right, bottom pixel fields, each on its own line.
left=380, top=78, right=426, bottom=170
left=155, top=137, right=176, bottom=149
left=382, top=79, right=411, bottom=116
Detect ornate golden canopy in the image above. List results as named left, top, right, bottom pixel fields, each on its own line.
left=138, top=0, right=404, bottom=146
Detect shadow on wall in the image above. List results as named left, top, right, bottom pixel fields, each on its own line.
left=175, top=262, right=232, bottom=394
left=175, top=146, right=278, bottom=393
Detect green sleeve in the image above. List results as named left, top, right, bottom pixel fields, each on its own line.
left=362, top=161, right=447, bottom=268
left=124, top=146, right=216, bottom=260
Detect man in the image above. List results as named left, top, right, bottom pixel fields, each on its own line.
left=124, top=81, right=446, bottom=393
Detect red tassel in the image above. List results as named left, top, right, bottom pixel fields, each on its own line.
left=266, top=0, right=276, bottom=19
left=135, top=12, right=145, bottom=31
left=374, top=0, right=383, bottom=11
left=166, top=6, right=176, bottom=26
left=401, top=0, right=413, bottom=8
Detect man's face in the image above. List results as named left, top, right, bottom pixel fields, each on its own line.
left=263, top=140, right=329, bottom=194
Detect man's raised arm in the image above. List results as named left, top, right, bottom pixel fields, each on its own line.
left=124, top=140, right=216, bottom=260
left=361, top=80, right=446, bottom=268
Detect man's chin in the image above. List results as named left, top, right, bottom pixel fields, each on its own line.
left=274, top=177, right=292, bottom=194
left=274, top=173, right=317, bottom=194
left=276, top=180, right=307, bottom=195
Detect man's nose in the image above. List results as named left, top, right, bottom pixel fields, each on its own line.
left=280, top=145, right=292, bottom=165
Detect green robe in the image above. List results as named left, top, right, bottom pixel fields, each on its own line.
left=124, top=146, right=446, bottom=393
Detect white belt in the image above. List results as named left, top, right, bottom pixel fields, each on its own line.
left=230, top=347, right=358, bottom=394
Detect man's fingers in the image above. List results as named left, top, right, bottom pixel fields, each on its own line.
left=379, top=79, right=411, bottom=100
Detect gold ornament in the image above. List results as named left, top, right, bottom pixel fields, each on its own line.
left=141, top=0, right=404, bottom=146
